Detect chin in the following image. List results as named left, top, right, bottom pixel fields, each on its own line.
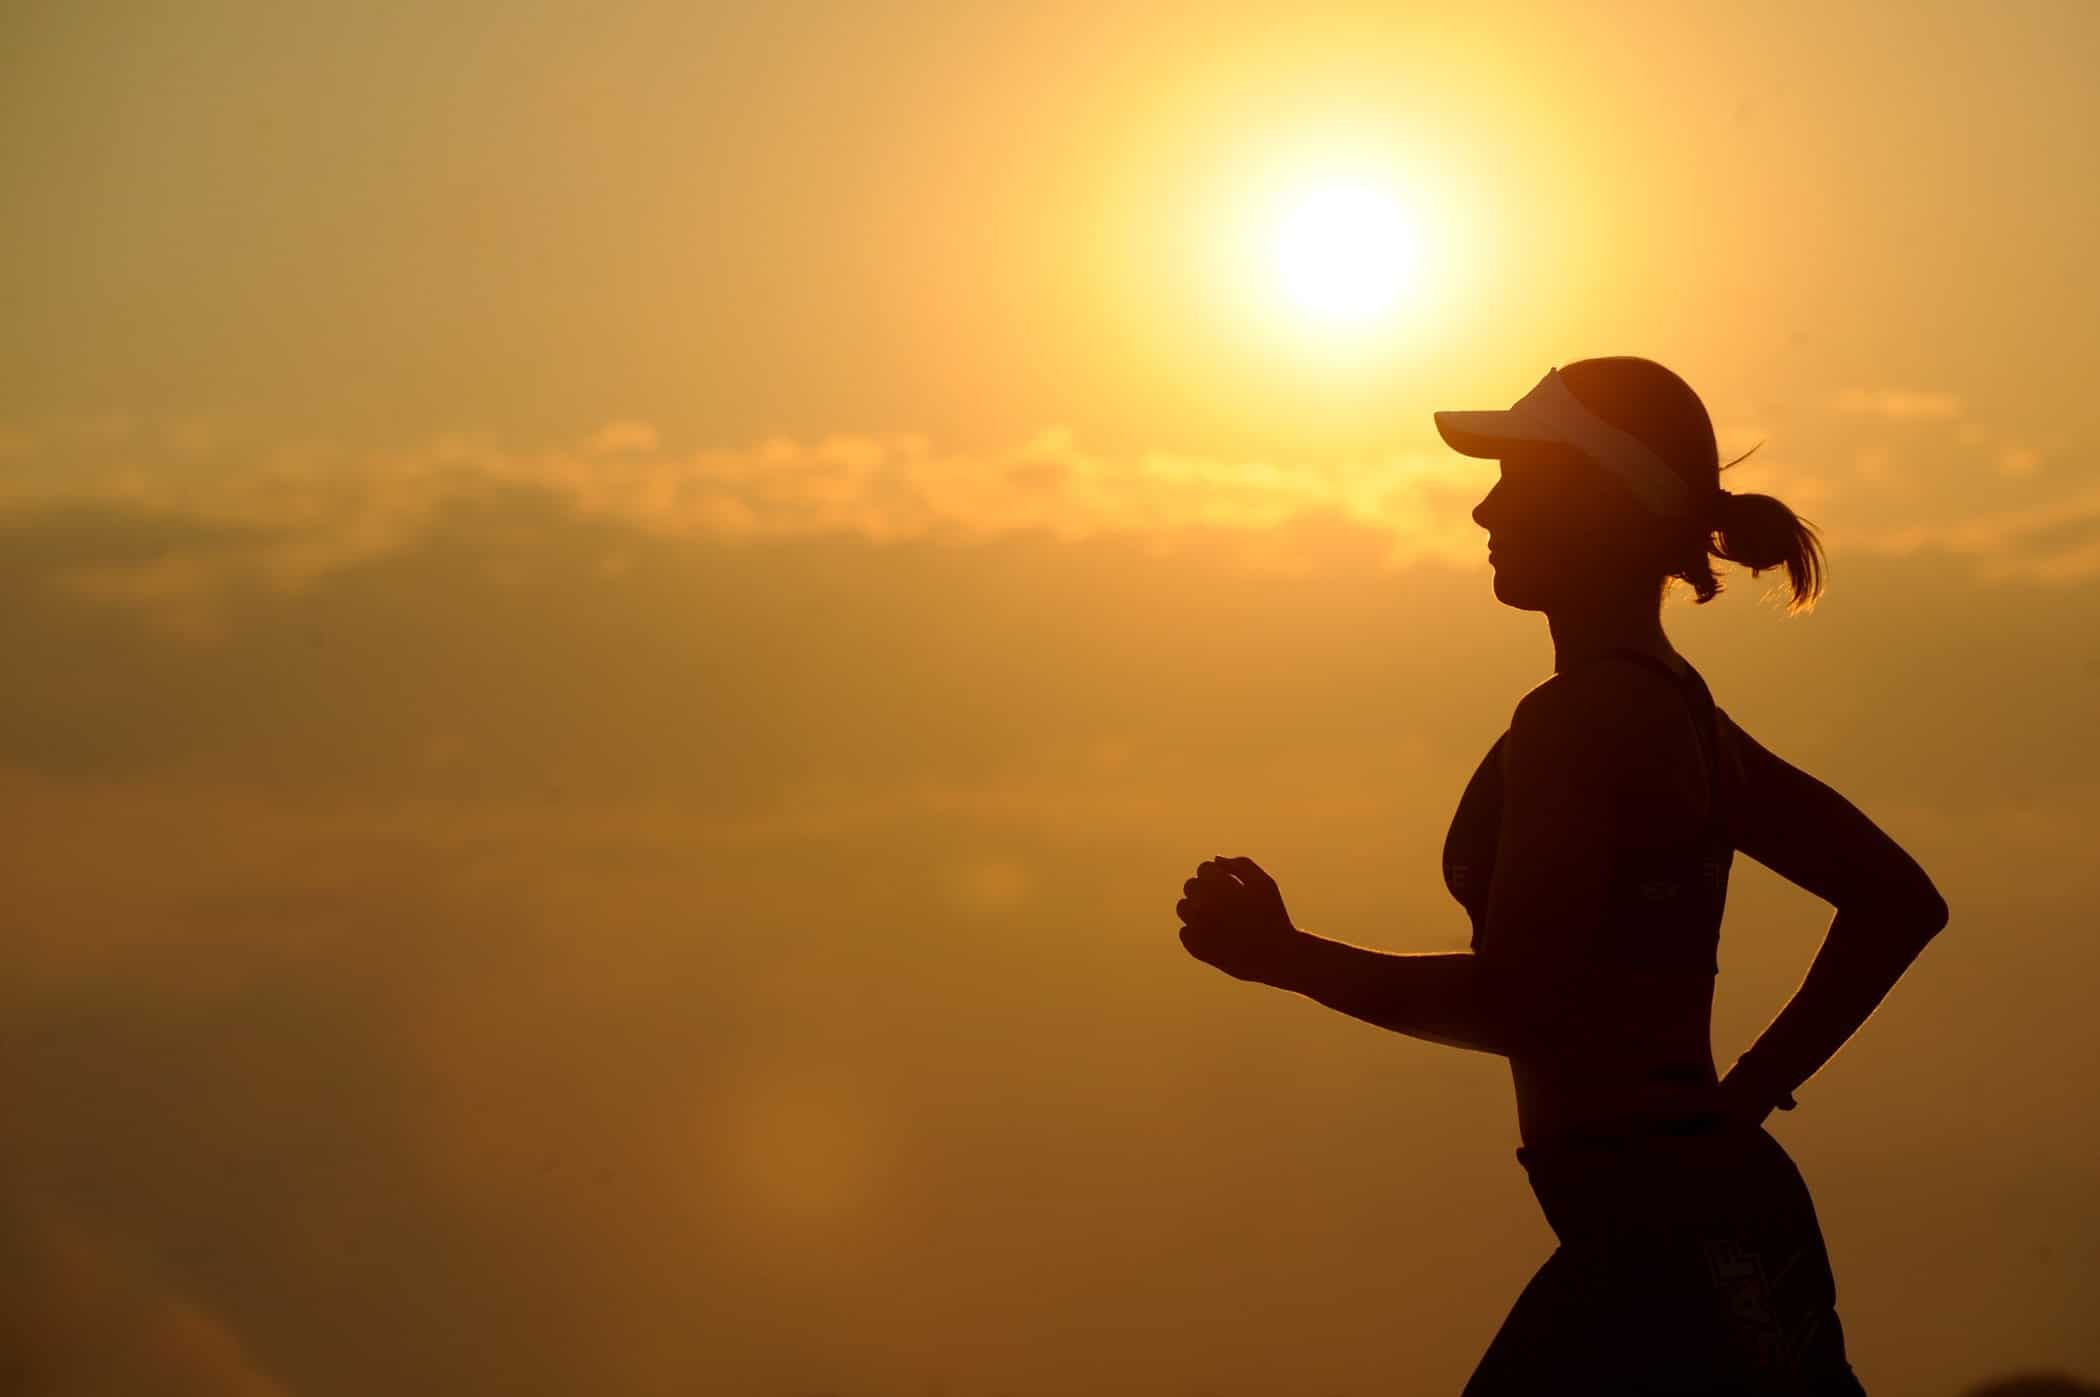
left=1491, top=570, right=1551, bottom=613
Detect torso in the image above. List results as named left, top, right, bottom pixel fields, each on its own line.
left=1442, top=648, right=1738, bottom=1146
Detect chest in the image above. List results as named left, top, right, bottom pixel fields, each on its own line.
left=1441, top=730, right=1732, bottom=972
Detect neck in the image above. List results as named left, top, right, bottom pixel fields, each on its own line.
left=1546, top=594, right=1674, bottom=676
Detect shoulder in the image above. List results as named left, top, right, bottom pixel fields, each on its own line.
left=1507, top=658, right=1686, bottom=764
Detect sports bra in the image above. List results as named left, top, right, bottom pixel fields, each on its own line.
left=1441, top=648, right=1734, bottom=976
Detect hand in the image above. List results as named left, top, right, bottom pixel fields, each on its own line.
left=1714, top=1068, right=1798, bottom=1129
left=1176, top=855, right=1300, bottom=983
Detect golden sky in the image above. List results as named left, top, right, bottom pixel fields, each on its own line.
left=3, top=3, right=2097, bottom=1394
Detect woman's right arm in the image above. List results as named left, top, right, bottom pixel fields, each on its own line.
left=1717, top=715, right=1951, bottom=1110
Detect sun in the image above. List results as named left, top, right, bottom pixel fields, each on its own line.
left=1273, top=180, right=1420, bottom=327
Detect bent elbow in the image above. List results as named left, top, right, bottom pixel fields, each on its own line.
left=1900, top=873, right=1950, bottom=940
left=1844, top=881, right=1948, bottom=947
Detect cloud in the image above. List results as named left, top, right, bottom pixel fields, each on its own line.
left=0, top=425, right=1490, bottom=634
left=1845, top=481, right=2100, bottom=582
left=4, top=414, right=2094, bottom=655
left=5, top=449, right=2100, bottom=1392
left=585, top=419, right=661, bottom=454
left=1831, top=387, right=1965, bottom=420
left=1998, top=444, right=2043, bottom=477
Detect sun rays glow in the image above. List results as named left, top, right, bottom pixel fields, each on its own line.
left=1273, top=180, right=1422, bottom=327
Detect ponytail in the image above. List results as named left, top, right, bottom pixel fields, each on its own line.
left=1547, top=359, right=1831, bottom=613
left=1669, top=443, right=1827, bottom=613
left=1711, top=487, right=1826, bottom=614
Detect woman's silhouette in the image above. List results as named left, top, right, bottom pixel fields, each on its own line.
left=1176, top=357, right=1949, bottom=1394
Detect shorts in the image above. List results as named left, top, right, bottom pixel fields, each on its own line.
left=1461, top=1117, right=1869, bottom=1396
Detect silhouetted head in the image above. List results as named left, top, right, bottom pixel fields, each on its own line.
left=1436, top=356, right=1825, bottom=616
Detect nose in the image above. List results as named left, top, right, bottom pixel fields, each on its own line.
left=1471, top=481, right=1499, bottom=533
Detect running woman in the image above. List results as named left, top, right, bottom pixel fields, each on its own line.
left=1176, top=356, right=1949, bottom=1395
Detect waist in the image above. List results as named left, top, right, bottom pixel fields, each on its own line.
left=1513, top=1118, right=1813, bottom=1246
left=1512, top=1054, right=1720, bottom=1151
left=1519, top=1108, right=1732, bottom=1159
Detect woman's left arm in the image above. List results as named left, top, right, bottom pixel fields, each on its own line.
left=1260, top=933, right=1511, bottom=1056
left=1266, top=669, right=1650, bottom=1060
left=1180, top=854, right=1512, bottom=1054
left=1184, top=666, right=1664, bottom=1060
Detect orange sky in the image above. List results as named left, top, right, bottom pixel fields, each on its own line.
left=3, top=3, right=2097, bottom=1394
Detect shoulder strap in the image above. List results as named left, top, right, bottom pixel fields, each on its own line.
left=1585, top=647, right=1724, bottom=828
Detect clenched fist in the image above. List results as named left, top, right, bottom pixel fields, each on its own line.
left=1176, top=855, right=1301, bottom=984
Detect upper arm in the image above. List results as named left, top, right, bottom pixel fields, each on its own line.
left=1721, top=712, right=1948, bottom=922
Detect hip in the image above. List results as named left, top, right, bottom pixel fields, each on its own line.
left=1511, top=1119, right=1858, bottom=1385
left=1516, top=1116, right=1825, bottom=1245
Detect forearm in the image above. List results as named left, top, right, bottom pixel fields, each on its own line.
left=1725, top=899, right=1948, bottom=1107
left=1263, top=929, right=1510, bottom=1057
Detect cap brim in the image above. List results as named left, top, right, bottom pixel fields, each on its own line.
left=1433, top=409, right=1560, bottom=459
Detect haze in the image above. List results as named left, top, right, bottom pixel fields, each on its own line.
left=3, top=3, right=2097, bottom=1393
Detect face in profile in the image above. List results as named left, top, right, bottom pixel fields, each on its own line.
left=1471, top=445, right=1653, bottom=612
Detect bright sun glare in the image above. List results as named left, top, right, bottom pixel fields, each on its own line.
left=1274, top=181, right=1420, bottom=327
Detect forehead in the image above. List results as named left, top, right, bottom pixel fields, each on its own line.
left=1497, top=441, right=1588, bottom=468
